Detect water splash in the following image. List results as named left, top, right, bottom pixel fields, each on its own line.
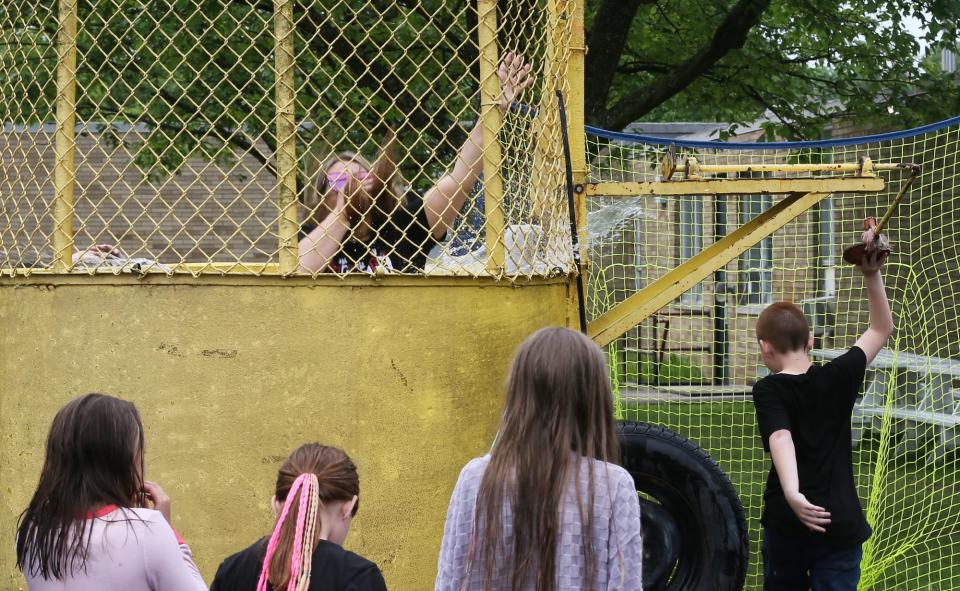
left=586, top=199, right=656, bottom=246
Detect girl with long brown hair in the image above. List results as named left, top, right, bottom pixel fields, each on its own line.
left=211, top=443, right=386, bottom=591
left=297, top=52, right=533, bottom=274
left=16, top=393, right=206, bottom=591
left=435, top=327, right=643, bottom=590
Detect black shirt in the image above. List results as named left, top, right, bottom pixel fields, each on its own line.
left=210, top=538, right=388, bottom=591
left=752, top=346, right=871, bottom=548
left=300, top=192, right=439, bottom=274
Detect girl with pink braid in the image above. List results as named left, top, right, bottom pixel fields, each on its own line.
left=211, top=443, right=386, bottom=591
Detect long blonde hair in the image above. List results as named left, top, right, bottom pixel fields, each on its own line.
left=301, top=133, right=403, bottom=241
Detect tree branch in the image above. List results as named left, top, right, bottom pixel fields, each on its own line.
left=741, top=84, right=807, bottom=138
left=617, top=61, right=672, bottom=75
left=583, top=0, right=652, bottom=124
left=600, top=0, right=772, bottom=130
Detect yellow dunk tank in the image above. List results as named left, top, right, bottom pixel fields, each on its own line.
left=3, top=0, right=960, bottom=589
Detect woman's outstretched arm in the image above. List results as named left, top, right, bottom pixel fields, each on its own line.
left=422, top=52, right=533, bottom=240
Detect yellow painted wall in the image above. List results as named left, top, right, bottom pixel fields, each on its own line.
left=0, top=275, right=572, bottom=589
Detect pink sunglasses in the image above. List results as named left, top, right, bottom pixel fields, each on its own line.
left=327, top=171, right=368, bottom=192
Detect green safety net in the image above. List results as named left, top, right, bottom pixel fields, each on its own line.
left=586, top=118, right=960, bottom=590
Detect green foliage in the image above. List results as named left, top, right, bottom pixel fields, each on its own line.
left=1, top=0, right=477, bottom=186
left=0, top=5, right=58, bottom=124
left=586, top=0, right=960, bottom=138
left=4, top=0, right=958, bottom=181
left=787, top=148, right=834, bottom=165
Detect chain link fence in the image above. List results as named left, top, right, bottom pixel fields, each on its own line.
left=1, top=0, right=576, bottom=277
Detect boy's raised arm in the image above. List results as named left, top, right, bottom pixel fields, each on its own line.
left=854, top=230, right=895, bottom=364
left=768, top=429, right=832, bottom=533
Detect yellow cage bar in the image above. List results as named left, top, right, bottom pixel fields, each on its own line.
left=274, top=0, right=300, bottom=275
left=477, top=0, right=507, bottom=275
left=52, top=0, right=78, bottom=272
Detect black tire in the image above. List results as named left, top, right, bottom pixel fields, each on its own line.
left=617, top=420, right=749, bottom=591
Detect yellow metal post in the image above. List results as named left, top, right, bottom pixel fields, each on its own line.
left=687, top=161, right=903, bottom=176
left=588, top=192, right=833, bottom=347
left=565, top=1, right=587, bottom=245
left=52, top=0, right=78, bottom=272
left=565, top=1, right=588, bottom=200
left=274, top=0, right=299, bottom=274
left=585, top=177, right=885, bottom=196
left=477, top=0, right=506, bottom=274
left=563, top=1, right=588, bottom=326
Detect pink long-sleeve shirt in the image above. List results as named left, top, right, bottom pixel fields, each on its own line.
left=21, top=507, right=207, bottom=591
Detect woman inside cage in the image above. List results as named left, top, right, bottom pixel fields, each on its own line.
left=297, top=52, right=533, bottom=274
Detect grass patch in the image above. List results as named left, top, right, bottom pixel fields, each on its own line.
left=617, top=399, right=960, bottom=590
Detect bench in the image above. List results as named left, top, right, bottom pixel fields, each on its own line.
left=812, top=348, right=960, bottom=460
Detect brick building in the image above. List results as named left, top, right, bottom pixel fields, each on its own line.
left=589, top=117, right=960, bottom=389
left=1, top=123, right=280, bottom=268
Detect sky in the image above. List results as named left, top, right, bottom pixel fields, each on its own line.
left=904, top=15, right=928, bottom=49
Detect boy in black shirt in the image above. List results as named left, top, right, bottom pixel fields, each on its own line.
left=752, top=223, right=894, bottom=591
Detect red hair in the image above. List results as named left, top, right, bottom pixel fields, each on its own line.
left=756, top=302, right=810, bottom=353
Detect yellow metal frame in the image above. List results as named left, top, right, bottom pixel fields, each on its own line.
left=52, top=0, right=78, bottom=272
left=582, top=169, right=905, bottom=345
left=2, top=272, right=569, bottom=289
left=477, top=0, right=506, bottom=275
left=274, top=0, right=300, bottom=275
left=37, top=0, right=579, bottom=280
left=588, top=191, right=837, bottom=346
left=565, top=0, right=588, bottom=259
left=677, top=159, right=905, bottom=178
left=586, top=177, right=885, bottom=196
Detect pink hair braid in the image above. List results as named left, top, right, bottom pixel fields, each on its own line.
left=294, top=475, right=321, bottom=591
left=289, top=474, right=320, bottom=590
left=256, top=473, right=312, bottom=591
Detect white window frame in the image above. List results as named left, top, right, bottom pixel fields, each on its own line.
left=738, top=192, right=773, bottom=306
left=817, top=196, right=836, bottom=298
left=679, top=195, right=704, bottom=304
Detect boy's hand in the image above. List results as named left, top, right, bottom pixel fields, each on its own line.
left=785, top=491, right=831, bottom=533
left=857, top=246, right=886, bottom=275
left=856, top=218, right=890, bottom=274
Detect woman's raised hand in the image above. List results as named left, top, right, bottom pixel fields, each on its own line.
left=420, top=52, right=535, bottom=239
left=498, top=51, right=534, bottom=112
left=72, top=243, right=120, bottom=265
